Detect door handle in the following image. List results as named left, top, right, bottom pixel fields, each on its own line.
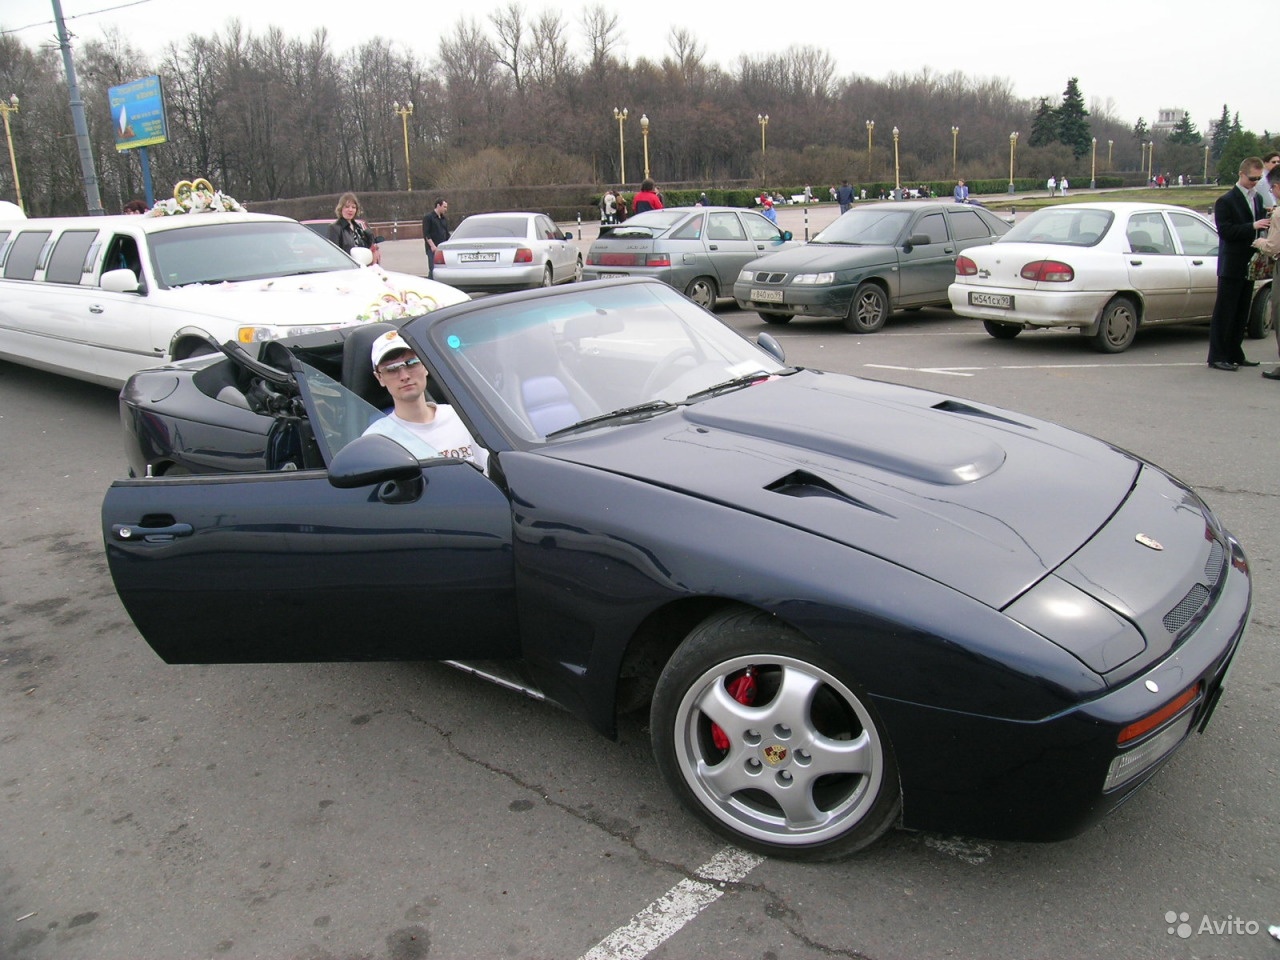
left=709, top=244, right=719, bottom=250
left=1191, top=259, right=1205, bottom=265
left=111, top=522, right=194, bottom=543
left=89, top=304, right=105, bottom=314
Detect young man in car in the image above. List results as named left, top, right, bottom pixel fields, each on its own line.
left=362, top=330, right=487, bottom=470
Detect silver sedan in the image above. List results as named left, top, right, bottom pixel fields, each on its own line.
left=583, top=206, right=794, bottom=308
left=434, top=212, right=582, bottom=293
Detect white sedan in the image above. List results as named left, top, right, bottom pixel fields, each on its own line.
left=433, top=212, right=582, bottom=293
left=949, top=202, right=1223, bottom=352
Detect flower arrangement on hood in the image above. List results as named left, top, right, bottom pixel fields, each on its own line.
left=356, top=289, right=445, bottom=324
left=148, top=178, right=246, bottom=216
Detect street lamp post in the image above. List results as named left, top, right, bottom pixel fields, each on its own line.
left=1147, top=141, right=1154, bottom=183
left=0, top=94, right=22, bottom=212
left=892, top=126, right=900, bottom=192
left=865, top=120, right=874, bottom=179
left=1203, top=143, right=1210, bottom=184
left=757, top=113, right=768, bottom=188
left=1008, top=132, right=1018, bottom=193
left=613, top=107, right=628, bottom=184
left=1090, top=136, right=1097, bottom=189
left=1107, top=139, right=1113, bottom=170
left=641, top=114, right=651, bottom=181
left=392, top=100, right=413, bottom=192
left=951, top=125, right=959, bottom=177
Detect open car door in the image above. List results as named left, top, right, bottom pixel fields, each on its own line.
left=101, top=359, right=519, bottom=665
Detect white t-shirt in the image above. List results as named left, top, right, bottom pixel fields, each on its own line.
left=363, top=405, right=488, bottom=471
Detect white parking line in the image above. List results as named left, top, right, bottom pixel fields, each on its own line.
left=864, top=361, right=1208, bottom=376
left=578, top=847, right=765, bottom=960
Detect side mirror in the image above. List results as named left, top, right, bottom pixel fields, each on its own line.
left=563, top=231, right=574, bottom=240
left=756, top=332, right=786, bottom=365
left=101, top=268, right=141, bottom=293
left=904, top=233, right=931, bottom=251
left=349, top=247, right=375, bottom=266
left=328, top=433, right=423, bottom=489
left=779, top=231, right=793, bottom=242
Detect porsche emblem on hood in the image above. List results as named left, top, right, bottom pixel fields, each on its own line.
left=1135, top=533, right=1164, bottom=551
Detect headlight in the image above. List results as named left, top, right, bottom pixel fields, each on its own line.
left=737, top=269, right=754, bottom=282
left=791, top=272, right=836, bottom=285
left=1003, top=575, right=1146, bottom=674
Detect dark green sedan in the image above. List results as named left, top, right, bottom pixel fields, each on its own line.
left=733, top=200, right=1012, bottom=332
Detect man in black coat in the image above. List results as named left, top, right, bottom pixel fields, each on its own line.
left=1207, top=157, right=1270, bottom=370
left=423, top=197, right=450, bottom=280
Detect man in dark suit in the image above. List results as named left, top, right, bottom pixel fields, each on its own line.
left=1207, top=157, right=1271, bottom=370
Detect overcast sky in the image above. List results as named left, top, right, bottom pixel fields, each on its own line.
left=5, top=0, right=1275, bottom=137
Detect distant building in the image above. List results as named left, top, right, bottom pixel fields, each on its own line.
left=1152, top=108, right=1189, bottom=133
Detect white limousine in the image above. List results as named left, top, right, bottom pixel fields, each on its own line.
left=0, top=210, right=466, bottom=388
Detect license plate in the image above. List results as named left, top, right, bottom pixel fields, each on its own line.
left=459, top=252, right=498, bottom=263
left=969, top=291, right=1014, bottom=309
left=751, top=288, right=785, bottom=303
left=598, top=272, right=627, bottom=279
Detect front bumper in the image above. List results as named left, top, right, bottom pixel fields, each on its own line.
left=879, top=533, right=1250, bottom=842
left=732, top=281, right=855, bottom=318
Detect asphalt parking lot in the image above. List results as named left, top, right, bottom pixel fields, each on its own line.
left=2, top=223, right=1278, bottom=959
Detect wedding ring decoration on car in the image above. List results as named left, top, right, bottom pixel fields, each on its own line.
left=148, top=177, right=246, bottom=216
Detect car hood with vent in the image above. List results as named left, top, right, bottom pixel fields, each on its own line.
left=543, top=369, right=1156, bottom=611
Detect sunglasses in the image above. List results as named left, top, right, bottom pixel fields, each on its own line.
left=1247, top=175, right=1262, bottom=182
left=379, top=357, right=423, bottom=375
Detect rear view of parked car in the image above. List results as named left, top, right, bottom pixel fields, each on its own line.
left=583, top=207, right=793, bottom=308
left=433, top=212, right=580, bottom=293
left=948, top=201, right=1270, bottom=353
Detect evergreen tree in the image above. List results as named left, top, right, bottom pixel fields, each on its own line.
left=1028, top=97, right=1057, bottom=147
left=1133, top=117, right=1149, bottom=143
left=1167, top=113, right=1201, bottom=145
left=1209, top=104, right=1232, bottom=159
left=1056, top=77, right=1092, bottom=158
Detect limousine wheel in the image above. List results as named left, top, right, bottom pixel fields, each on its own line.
left=651, top=609, right=901, bottom=860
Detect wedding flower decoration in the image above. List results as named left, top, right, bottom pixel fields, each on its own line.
left=356, top=289, right=444, bottom=324
left=148, top=178, right=246, bottom=216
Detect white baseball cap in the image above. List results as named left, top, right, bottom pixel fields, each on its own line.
left=371, top=330, right=414, bottom=370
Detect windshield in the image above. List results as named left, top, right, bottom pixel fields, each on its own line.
left=812, top=208, right=912, bottom=245
left=422, top=282, right=787, bottom=443
left=450, top=216, right=532, bottom=240
left=1001, top=207, right=1115, bottom=246
left=149, top=220, right=360, bottom=288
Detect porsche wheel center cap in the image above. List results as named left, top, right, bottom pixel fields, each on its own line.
left=762, top=744, right=789, bottom=766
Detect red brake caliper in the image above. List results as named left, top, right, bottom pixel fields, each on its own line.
left=711, top=666, right=757, bottom=751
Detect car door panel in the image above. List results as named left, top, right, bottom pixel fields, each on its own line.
left=1168, top=212, right=1219, bottom=318
left=896, top=211, right=955, bottom=305
left=102, top=461, right=520, bottom=664
left=1124, top=213, right=1188, bottom=321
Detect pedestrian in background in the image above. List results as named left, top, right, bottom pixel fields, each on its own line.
left=122, top=199, right=147, bottom=214
left=1256, top=152, right=1279, bottom=213
left=836, top=179, right=854, bottom=213
left=423, top=197, right=450, bottom=279
left=953, top=179, right=970, bottom=203
left=632, top=179, right=663, bottom=214
left=1252, top=163, right=1280, bottom=380
left=328, top=192, right=380, bottom=264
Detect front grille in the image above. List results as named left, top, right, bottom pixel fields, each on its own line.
left=750, top=271, right=788, bottom=284
left=1164, top=583, right=1210, bottom=633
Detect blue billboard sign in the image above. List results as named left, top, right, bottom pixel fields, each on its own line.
left=108, top=75, right=169, bottom=151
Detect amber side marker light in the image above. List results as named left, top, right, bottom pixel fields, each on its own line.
left=1118, top=682, right=1201, bottom=746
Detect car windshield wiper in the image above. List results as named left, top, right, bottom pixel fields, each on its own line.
left=681, top=370, right=786, bottom=403
left=545, top=400, right=675, bottom=438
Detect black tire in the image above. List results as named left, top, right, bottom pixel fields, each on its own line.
left=540, top=265, right=554, bottom=288
left=1091, top=295, right=1139, bottom=353
left=684, top=276, right=718, bottom=310
left=1246, top=283, right=1272, bottom=340
left=651, top=609, right=901, bottom=861
left=571, top=255, right=583, bottom=284
left=842, top=283, right=890, bottom=333
left=983, top=319, right=1022, bottom=340
left=759, top=313, right=794, bottom=325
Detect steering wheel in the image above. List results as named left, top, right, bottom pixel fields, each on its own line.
left=641, top=347, right=700, bottom=397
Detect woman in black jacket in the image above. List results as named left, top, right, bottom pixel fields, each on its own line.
left=328, top=192, right=380, bottom=264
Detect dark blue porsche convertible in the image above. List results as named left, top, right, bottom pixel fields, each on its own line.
left=102, top=278, right=1250, bottom=860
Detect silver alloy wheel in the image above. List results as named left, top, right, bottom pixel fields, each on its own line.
left=670, top=652, right=888, bottom=848
left=684, top=276, right=717, bottom=309
left=843, top=283, right=889, bottom=333
left=572, top=255, right=583, bottom=284
left=540, top=265, right=554, bottom=287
